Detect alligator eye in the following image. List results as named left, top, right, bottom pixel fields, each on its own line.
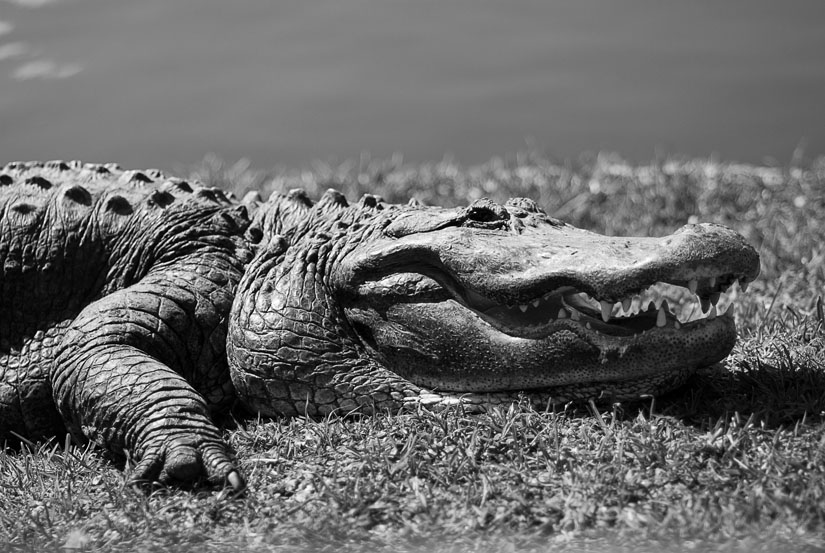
left=246, top=226, right=264, bottom=244
left=466, top=203, right=509, bottom=223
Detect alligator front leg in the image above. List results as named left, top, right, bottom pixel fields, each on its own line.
left=51, top=280, right=244, bottom=490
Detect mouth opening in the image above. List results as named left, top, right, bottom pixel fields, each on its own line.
left=463, top=275, right=751, bottom=339
left=354, top=265, right=754, bottom=340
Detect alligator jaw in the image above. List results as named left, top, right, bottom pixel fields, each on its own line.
left=338, top=219, right=760, bottom=395
left=463, top=274, right=747, bottom=339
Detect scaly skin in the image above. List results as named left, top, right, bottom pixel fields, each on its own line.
left=1, top=161, right=251, bottom=488
left=229, top=191, right=760, bottom=417
left=0, top=161, right=760, bottom=489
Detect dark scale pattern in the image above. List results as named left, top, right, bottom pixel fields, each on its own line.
left=0, top=161, right=251, bottom=487
left=229, top=193, right=424, bottom=418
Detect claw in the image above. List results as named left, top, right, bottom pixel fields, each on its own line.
left=227, top=470, right=246, bottom=492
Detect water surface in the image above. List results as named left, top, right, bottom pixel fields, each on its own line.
left=1, top=0, right=824, bottom=169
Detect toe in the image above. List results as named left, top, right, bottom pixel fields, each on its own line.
left=127, top=452, right=164, bottom=489
left=158, top=442, right=202, bottom=483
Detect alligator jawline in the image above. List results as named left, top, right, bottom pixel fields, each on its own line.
left=461, top=281, right=743, bottom=339
left=355, top=269, right=746, bottom=339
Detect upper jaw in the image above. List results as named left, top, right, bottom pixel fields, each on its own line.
left=459, top=222, right=758, bottom=338
left=461, top=222, right=759, bottom=338
left=340, top=220, right=759, bottom=302
left=450, top=222, right=760, bottom=307
left=341, top=221, right=759, bottom=341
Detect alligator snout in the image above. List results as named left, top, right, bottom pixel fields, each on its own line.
left=333, top=203, right=759, bottom=395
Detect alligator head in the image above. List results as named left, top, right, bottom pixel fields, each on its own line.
left=228, top=191, right=760, bottom=417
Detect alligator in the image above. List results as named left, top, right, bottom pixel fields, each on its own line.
left=0, top=160, right=760, bottom=490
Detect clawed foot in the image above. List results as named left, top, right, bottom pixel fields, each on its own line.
left=126, top=435, right=246, bottom=494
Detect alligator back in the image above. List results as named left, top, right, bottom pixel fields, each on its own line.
left=0, top=160, right=250, bottom=441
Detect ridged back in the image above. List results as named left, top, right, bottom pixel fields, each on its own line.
left=0, top=160, right=243, bottom=331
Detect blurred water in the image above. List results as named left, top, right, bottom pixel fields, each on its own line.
left=0, top=0, right=824, bottom=169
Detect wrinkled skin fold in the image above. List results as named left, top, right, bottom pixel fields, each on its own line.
left=0, top=162, right=760, bottom=490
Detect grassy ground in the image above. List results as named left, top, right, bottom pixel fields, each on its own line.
left=2, top=152, right=825, bottom=552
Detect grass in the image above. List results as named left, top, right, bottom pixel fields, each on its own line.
left=3, top=151, right=825, bottom=552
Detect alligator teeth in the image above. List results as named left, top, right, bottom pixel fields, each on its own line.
left=487, top=275, right=744, bottom=333
left=600, top=301, right=612, bottom=322
left=656, top=306, right=667, bottom=327
left=474, top=273, right=747, bottom=336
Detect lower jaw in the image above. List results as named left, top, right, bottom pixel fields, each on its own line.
left=403, top=312, right=736, bottom=392
left=412, top=364, right=698, bottom=408
left=359, top=299, right=737, bottom=395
